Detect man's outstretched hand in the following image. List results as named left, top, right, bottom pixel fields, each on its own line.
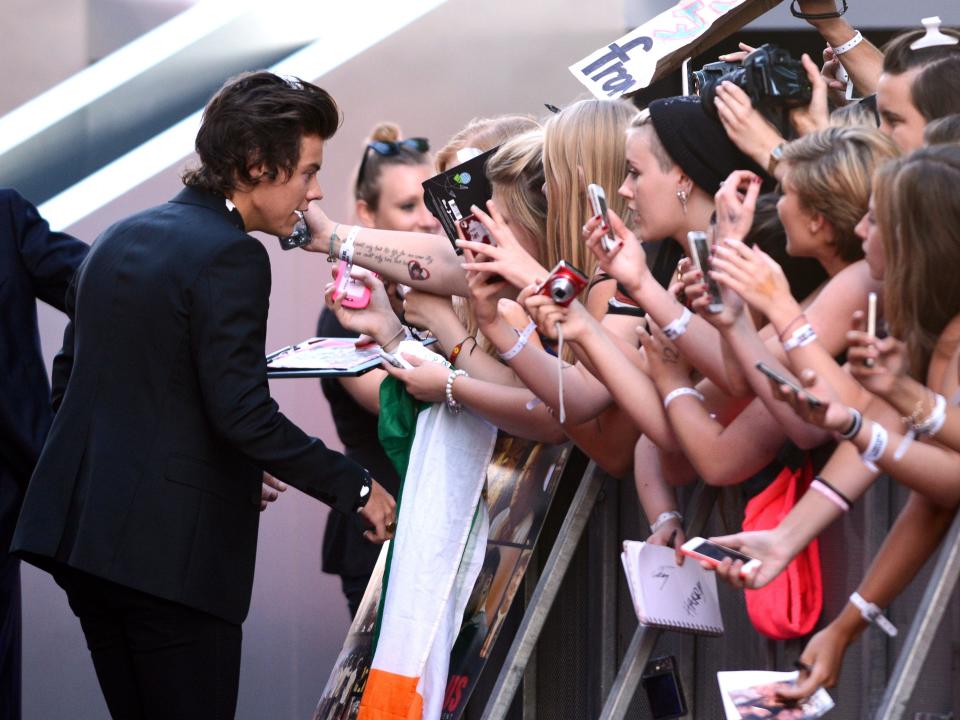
left=359, top=479, right=397, bottom=543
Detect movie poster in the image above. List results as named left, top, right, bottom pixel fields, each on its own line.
left=313, top=436, right=572, bottom=720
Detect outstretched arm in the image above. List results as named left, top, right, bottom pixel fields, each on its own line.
left=303, top=203, right=468, bottom=295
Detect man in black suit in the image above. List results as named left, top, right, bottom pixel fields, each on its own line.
left=12, top=72, right=396, bottom=719
left=0, top=189, right=88, bottom=720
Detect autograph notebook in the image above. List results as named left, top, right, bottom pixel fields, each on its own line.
left=621, top=540, right=724, bottom=636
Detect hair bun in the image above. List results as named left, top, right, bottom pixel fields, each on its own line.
left=369, top=122, right=402, bottom=144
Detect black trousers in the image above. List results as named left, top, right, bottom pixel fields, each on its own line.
left=53, top=567, right=242, bottom=720
left=0, top=554, right=21, bottom=720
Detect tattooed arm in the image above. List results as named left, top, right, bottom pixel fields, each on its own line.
left=304, top=203, right=469, bottom=296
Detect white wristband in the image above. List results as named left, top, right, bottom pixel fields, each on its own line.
left=650, top=510, right=683, bottom=535
left=663, top=307, right=693, bottom=340
left=499, top=321, right=537, bottom=361
left=338, top=225, right=361, bottom=264
left=832, top=30, right=863, bottom=55
left=663, top=386, right=705, bottom=409
left=850, top=591, right=897, bottom=637
left=783, top=323, right=817, bottom=352
left=860, top=421, right=887, bottom=471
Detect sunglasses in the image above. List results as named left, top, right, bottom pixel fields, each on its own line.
left=356, top=137, right=430, bottom=190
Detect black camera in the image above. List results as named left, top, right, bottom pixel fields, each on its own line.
left=694, top=44, right=812, bottom=133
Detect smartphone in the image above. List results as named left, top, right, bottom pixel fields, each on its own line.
left=377, top=348, right=407, bottom=369
left=587, top=183, right=616, bottom=252
left=688, top=231, right=723, bottom=314
left=866, top=291, right=877, bottom=339
left=681, top=537, right=762, bottom=575
left=458, top=214, right=495, bottom=247
left=332, top=261, right=372, bottom=310
left=755, top=361, right=823, bottom=409
left=278, top=210, right=312, bottom=251
left=536, top=261, right=590, bottom=307
left=642, top=656, right=688, bottom=720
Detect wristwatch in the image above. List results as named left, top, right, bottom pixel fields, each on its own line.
left=767, top=143, right=785, bottom=176
left=353, top=470, right=372, bottom=513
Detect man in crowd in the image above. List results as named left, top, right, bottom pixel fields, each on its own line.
left=11, top=72, right=395, bottom=719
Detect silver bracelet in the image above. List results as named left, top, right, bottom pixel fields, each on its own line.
left=650, top=510, right=683, bottom=534
left=850, top=591, right=897, bottom=636
left=663, top=386, right=704, bottom=409
left=445, top=369, right=468, bottom=413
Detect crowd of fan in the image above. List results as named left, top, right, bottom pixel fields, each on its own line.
left=311, top=6, right=960, bottom=703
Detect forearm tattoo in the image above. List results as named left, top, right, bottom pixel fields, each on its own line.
left=352, top=242, right=433, bottom=282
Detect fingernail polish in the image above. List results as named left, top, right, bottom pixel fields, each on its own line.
left=601, top=224, right=610, bottom=232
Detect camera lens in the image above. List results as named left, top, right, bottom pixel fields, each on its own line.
left=549, top=277, right=576, bottom=305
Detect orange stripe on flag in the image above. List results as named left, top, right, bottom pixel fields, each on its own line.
left=358, top=669, right=424, bottom=720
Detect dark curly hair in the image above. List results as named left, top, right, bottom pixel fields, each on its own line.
left=183, top=71, right=341, bottom=195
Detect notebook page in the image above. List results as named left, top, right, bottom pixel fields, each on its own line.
left=622, top=541, right=724, bottom=635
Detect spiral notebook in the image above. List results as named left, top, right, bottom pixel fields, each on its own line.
left=621, top=540, right=724, bottom=636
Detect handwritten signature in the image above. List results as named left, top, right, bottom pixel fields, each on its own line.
left=683, top=581, right=705, bottom=617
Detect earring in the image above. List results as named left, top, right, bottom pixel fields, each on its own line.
left=676, top=188, right=688, bottom=215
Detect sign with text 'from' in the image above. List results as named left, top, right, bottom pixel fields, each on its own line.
left=570, top=0, right=779, bottom=99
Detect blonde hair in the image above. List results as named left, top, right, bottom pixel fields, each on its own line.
left=486, top=130, right=547, bottom=257
left=875, top=144, right=960, bottom=377
left=455, top=130, right=547, bottom=357
left=781, top=126, right=898, bottom=262
left=435, top=115, right=540, bottom=172
left=543, top=99, right=635, bottom=277
left=439, top=115, right=541, bottom=359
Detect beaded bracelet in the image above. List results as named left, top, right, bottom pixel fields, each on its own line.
left=445, top=369, right=468, bottom=413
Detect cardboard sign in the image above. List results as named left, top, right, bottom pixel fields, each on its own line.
left=569, top=0, right=782, bottom=99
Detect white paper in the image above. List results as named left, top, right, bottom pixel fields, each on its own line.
left=569, top=0, right=749, bottom=99
left=621, top=540, right=724, bottom=635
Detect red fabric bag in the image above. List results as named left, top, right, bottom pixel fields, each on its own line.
left=742, top=458, right=822, bottom=640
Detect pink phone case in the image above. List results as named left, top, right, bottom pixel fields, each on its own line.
left=333, top=260, right=372, bottom=309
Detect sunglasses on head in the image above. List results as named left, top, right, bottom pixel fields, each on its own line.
left=356, top=137, right=430, bottom=189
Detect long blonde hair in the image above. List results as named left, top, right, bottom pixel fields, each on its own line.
left=876, top=144, right=960, bottom=377
left=543, top=99, right=635, bottom=276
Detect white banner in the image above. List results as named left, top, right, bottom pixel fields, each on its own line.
left=569, top=0, right=749, bottom=99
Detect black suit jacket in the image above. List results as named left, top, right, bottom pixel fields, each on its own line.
left=0, top=189, right=88, bottom=557
left=13, top=187, right=367, bottom=624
